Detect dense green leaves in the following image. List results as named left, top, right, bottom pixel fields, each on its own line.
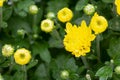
left=0, top=0, right=120, bottom=80
left=75, top=0, right=88, bottom=11
left=32, top=42, right=51, bottom=63
left=95, top=66, right=113, bottom=80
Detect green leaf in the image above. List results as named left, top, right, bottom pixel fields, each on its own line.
left=102, top=0, right=113, bottom=3
left=13, top=71, right=24, bottom=80
left=46, top=0, right=68, bottom=13
left=48, top=30, right=63, bottom=48
left=75, top=0, right=88, bottom=11
left=109, top=17, right=120, bottom=32
left=27, top=59, right=38, bottom=70
left=8, top=18, right=32, bottom=37
left=32, top=42, right=51, bottom=63
left=3, top=7, right=13, bottom=21
left=107, top=37, right=120, bottom=59
left=95, top=66, right=113, bottom=80
left=34, top=63, right=49, bottom=80
left=14, top=0, right=35, bottom=17
left=3, top=75, right=13, bottom=80
left=100, top=77, right=108, bottom=80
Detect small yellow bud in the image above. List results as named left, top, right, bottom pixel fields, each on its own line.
left=2, top=44, right=14, bottom=57
left=114, top=66, right=120, bottom=75
left=40, top=19, right=54, bottom=32
left=60, top=70, right=69, bottom=79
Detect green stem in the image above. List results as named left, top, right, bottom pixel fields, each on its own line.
left=22, top=65, right=27, bottom=80
left=33, top=15, right=37, bottom=27
left=81, top=56, right=90, bottom=69
left=0, top=7, right=2, bottom=31
left=8, top=56, right=14, bottom=74
left=96, top=35, right=101, bottom=62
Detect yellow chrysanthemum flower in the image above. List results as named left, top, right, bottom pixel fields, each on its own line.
left=63, top=20, right=96, bottom=57
left=14, top=48, right=31, bottom=65
left=0, top=0, right=5, bottom=7
left=57, top=7, right=73, bottom=23
left=89, top=12, right=108, bottom=34
left=115, top=0, right=120, bottom=15
left=41, top=19, right=54, bottom=32
left=2, top=44, right=14, bottom=57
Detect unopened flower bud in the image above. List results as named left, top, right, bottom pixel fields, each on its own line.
left=83, top=4, right=95, bottom=15
left=86, top=74, right=91, bottom=80
left=29, top=5, right=38, bottom=15
left=0, top=74, right=4, bottom=80
left=33, top=34, right=38, bottom=39
left=40, top=19, right=54, bottom=32
left=2, top=44, right=14, bottom=57
left=17, top=29, right=25, bottom=36
left=114, top=66, right=120, bottom=74
left=60, top=70, right=69, bottom=79
left=110, top=59, right=114, bottom=64
left=46, top=12, right=55, bottom=19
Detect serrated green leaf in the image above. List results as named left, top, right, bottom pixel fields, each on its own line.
left=48, top=30, right=63, bottom=48
left=100, top=76, right=108, bottom=80
left=3, top=7, right=13, bottom=21
left=46, top=0, right=68, bottom=13
left=34, top=63, right=49, bottom=80
left=75, top=0, right=88, bottom=11
left=13, top=71, right=24, bottom=80
left=102, top=0, right=113, bottom=3
left=95, top=66, right=113, bottom=79
left=27, top=59, right=38, bottom=70
left=107, top=37, right=120, bottom=59
left=109, top=17, right=120, bottom=32
left=8, top=18, right=32, bottom=37
left=32, top=42, right=51, bottom=63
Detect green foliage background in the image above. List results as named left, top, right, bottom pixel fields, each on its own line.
left=0, top=0, right=120, bottom=80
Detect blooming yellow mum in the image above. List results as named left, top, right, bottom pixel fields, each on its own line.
left=41, top=19, right=54, bottom=32
left=2, top=44, right=14, bottom=57
left=115, top=0, right=120, bottom=15
left=14, top=48, right=31, bottom=65
left=63, top=20, right=96, bottom=57
left=57, top=7, right=73, bottom=23
left=0, top=0, right=5, bottom=7
left=89, top=12, right=108, bottom=34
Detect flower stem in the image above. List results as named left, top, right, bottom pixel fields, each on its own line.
left=33, top=15, right=37, bottom=27
left=8, top=56, right=14, bottom=74
left=22, top=65, right=27, bottom=80
left=0, top=7, right=2, bottom=31
left=81, top=56, right=90, bottom=69
left=96, top=35, right=101, bottom=63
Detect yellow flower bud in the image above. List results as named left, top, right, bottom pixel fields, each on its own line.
left=40, top=19, right=54, bottom=32
left=14, top=48, right=31, bottom=65
left=114, top=66, right=120, bottom=74
left=57, top=7, right=73, bottom=23
left=2, top=44, right=14, bottom=57
left=60, top=70, right=69, bottom=79
left=89, top=12, right=108, bottom=34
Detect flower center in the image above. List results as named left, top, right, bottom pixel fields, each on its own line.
left=20, top=53, right=25, bottom=59
left=62, top=11, right=67, bottom=16
left=43, top=22, right=49, bottom=27
left=97, top=20, right=102, bottom=26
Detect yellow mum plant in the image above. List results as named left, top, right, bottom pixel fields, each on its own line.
left=63, top=20, right=96, bottom=57
left=115, top=0, right=120, bottom=15
left=14, top=48, right=31, bottom=65
left=57, top=7, right=73, bottom=23
left=41, top=19, right=54, bottom=32
left=90, top=12, right=108, bottom=34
